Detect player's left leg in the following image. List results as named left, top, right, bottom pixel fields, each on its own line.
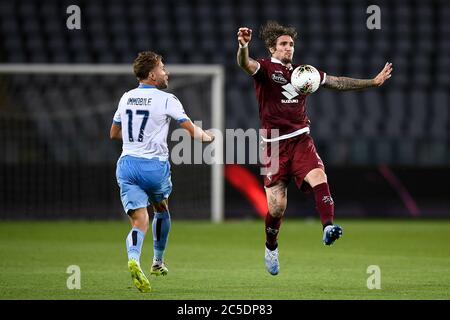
left=126, top=207, right=150, bottom=262
left=304, top=168, right=343, bottom=245
left=117, top=156, right=152, bottom=292
left=126, top=208, right=151, bottom=292
left=291, top=135, right=343, bottom=245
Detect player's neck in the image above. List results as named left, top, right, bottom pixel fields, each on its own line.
left=271, top=57, right=292, bottom=68
left=140, top=79, right=157, bottom=87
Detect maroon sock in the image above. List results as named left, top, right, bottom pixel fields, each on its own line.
left=265, top=212, right=282, bottom=250
left=312, top=182, right=334, bottom=228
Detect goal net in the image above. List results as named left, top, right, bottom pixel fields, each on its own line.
left=0, top=64, right=224, bottom=222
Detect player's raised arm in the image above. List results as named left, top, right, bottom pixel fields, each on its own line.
left=236, top=27, right=260, bottom=75
left=323, top=62, right=393, bottom=91
left=179, top=119, right=215, bottom=142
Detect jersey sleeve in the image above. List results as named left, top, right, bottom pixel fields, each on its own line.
left=317, top=69, right=327, bottom=85
left=112, top=94, right=127, bottom=126
left=252, top=58, right=268, bottom=82
left=165, top=94, right=190, bottom=124
left=112, top=109, right=121, bottom=126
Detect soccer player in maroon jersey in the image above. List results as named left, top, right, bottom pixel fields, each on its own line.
left=237, top=21, right=393, bottom=275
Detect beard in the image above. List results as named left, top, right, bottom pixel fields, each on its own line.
left=157, top=79, right=168, bottom=89
left=281, top=55, right=293, bottom=65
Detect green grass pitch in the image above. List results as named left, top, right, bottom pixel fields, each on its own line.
left=0, top=219, right=449, bottom=300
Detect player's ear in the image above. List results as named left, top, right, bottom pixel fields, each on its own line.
left=148, top=71, right=155, bottom=81
left=269, top=47, right=275, bottom=54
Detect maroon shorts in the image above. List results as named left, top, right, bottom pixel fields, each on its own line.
left=261, top=133, right=324, bottom=192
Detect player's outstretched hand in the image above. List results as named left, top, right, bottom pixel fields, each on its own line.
left=374, top=62, right=393, bottom=86
left=204, top=129, right=215, bottom=142
left=237, top=27, right=252, bottom=46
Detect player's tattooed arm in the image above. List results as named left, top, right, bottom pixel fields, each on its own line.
left=323, top=76, right=375, bottom=91
left=323, top=62, right=393, bottom=91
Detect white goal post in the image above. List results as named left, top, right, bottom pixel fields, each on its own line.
left=0, top=63, right=225, bottom=223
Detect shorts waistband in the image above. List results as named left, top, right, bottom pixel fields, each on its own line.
left=119, top=155, right=168, bottom=162
left=261, top=127, right=310, bottom=142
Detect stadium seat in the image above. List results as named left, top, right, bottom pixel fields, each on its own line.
left=0, top=0, right=447, bottom=167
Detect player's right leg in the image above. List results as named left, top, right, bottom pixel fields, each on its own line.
left=150, top=199, right=170, bottom=276
left=264, top=181, right=287, bottom=276
left=139, top=159, right=172, bottom=277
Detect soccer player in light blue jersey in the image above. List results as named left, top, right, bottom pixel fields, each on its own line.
left=110, top=51, right=214, bottom=292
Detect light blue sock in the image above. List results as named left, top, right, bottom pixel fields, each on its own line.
left=152, top=212, right=171, bottom=261
left=126, top=228, right=145, bottom=263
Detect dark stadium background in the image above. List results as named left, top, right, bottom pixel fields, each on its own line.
left=0, top=0, right=449, bottom=220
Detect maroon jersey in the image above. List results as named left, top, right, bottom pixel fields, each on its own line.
left=252, top=58, right=326, bottom=139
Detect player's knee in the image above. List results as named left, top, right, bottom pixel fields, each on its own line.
left=269, top=204, right=286, bottom=218
left=128, top=208, right=149, bottom=233
left=153, top=199, right=169, bottom=213
left=307, top=169, right=327, bottom=185
left=140, top=222, right=149, bottom=234
left=131, top=218, right=149, bottom=234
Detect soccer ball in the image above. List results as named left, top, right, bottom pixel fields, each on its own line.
left=290, top=65, right=321, bottom=95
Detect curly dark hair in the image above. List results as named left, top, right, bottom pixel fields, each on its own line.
left=260, top=21, right=297, bottom=54
left=133, top=51, right=162, bottom=81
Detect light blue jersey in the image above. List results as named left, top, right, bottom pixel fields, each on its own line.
left=113, top=84, right=189, bottom=161
left=113, top=84, right=187, bottom=213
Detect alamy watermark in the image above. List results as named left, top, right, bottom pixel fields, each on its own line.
left=66, top=265, right=81, bottom=289
left=366, top=265, right=381, bottom=289
left=170, top=122, right=279, bottom=176
left=65, top=4, right=380, bottom=31
left=366, top=5, right=381, bottom=30
left=66, top=5, right=81, bottom=30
